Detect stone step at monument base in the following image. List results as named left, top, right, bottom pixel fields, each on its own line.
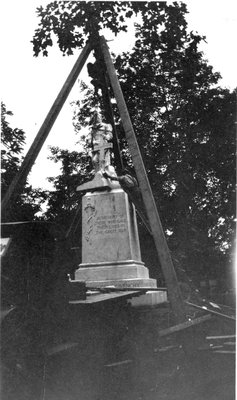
left=84, top=277, right=157, bottom=289
left=75, top=261, right=150, bottom=282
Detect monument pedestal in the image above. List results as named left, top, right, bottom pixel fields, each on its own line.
left=73, top=188, right=167, bottom=306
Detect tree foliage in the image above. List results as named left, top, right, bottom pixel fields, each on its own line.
left=44, top=146, right=92, bottom=223
left=1, top=102, right=47, bottom=221
left=32, top=1, right=152, bottom=56
left=32, top=2, right=236, bottom=283
left=1, top=103, right=25, bottom=194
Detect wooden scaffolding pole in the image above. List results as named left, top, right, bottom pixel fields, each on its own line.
left=100, top=35, right=186, bottom=324
left=1, top=40, right=93, bottom=216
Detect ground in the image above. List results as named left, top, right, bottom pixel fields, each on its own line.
left=1, top=299, right=235, bottom=400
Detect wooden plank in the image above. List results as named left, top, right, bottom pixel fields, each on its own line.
left=104, top=360, right=132, bottom=368
left=0, top=306, right=15, bottom=322
left=69, top=290, right=142, bottom=304
left=213, top=350, right=235, bottom=354
left=186, top=301, right=236, bottom=321
left=46, top=342, right=78, bottom=356
left=206, top=335, right=236, bottom=340
left=100, top=35, right=186, bottom=324
left=88, top=286, right=168, bottom=292
left=1, top=40, right=93, bottom=216
left=159, top=314, right=212, bottom=337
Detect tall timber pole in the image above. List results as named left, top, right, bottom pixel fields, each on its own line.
left=100, top=35, right=186, bottom=324
left=1, top=40, right=92, bottom=217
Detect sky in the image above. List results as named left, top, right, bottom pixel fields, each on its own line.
left=1, top=0, right=237, bottom=190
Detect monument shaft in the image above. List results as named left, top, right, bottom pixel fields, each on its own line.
left=81, top=189, right=141, bottom=264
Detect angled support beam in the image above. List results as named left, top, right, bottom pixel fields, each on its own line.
left=186, top=301, right=236, bottom=321
left=1, top=40, right=93, bottom=216
left=100, top=35, right=186, bottom=324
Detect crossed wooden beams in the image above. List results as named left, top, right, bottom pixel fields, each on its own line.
left=1, top=35, right=187, bottom=325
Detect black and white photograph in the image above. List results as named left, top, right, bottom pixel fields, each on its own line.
left=1, top=1, right=236, bottom=399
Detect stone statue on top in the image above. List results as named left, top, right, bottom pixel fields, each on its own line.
left=77, top=110, right=119, bottom=192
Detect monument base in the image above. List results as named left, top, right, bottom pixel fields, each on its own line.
left=72, top=261, right=167, bottom=306
left=75, top=259, right=158, bottom=291
left=75, top=260, right=151, bottom=282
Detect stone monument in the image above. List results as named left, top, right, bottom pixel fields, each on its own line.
left=72, top=120, right=167, bottom=305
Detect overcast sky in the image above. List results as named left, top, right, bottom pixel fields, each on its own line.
left=1, top=0, right=237, bottom=190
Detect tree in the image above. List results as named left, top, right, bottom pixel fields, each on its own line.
left=1, top=102, right=47, bottom=221
left=44, top=146, right=92, bottom=225
left=32, top=2, right=235, bottom=285
left=112, top=18, right=236, bottom=282
left=32, top=1, right=148, bottom=56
